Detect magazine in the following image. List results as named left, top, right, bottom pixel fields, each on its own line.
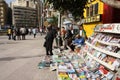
left=102, top=35, right=113, bottom=42
left=110, top=37, right=120, bottom=43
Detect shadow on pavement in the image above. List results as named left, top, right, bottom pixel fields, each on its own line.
left=0, top=54, right=45, bottom=61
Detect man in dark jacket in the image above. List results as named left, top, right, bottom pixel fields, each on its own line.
left=44, top=26, right=54, bottom=56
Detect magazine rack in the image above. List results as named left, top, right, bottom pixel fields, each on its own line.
left=53, top=23, right=120, bottom=79
left=84, top=23, right=120, bottom=79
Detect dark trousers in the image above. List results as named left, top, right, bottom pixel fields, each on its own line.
left=13, top=36, right=16, bottom=40
left=8, top=34, right=11, bottom=40
left=34, top=34, right=36, bottom=38
left=46, top=47, right=53, bottom=55
left=45, top=41, right=53, bottom=55
left=22, top=34, right=25, bottom=40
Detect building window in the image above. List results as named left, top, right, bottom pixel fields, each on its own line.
left=90, top=5, right=93, bottom=16
left=93, top=5, right=95, bottom=16
left=95, top=3, right=98, bottom=15
left=86, top=3, right=99, bottom=17
left=86, top=7, right=89, bottom=17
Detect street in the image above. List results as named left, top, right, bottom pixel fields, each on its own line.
left=0, top=34, right=57, bottom=80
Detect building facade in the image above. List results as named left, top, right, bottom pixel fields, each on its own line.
left=83, top=0, right=120, bottom=37
left=0, top=0, right=8, bottom=28
left=11, top=0, right=37, bottom=28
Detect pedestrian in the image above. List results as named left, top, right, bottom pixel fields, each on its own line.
left=28, top=28, right=32, bottom=35
left=20, top=27, right=26, bottom=40
left=12, top=29, right=17, bottom=40
left=40, top=27, right=43, bottom=36
left=7, top=28, right=12, bottom=40
left=32, top=28, right=37, bottom=38
left=16, top=28, right=21, bottom=40
left=44, top=26, right=54, bottom=56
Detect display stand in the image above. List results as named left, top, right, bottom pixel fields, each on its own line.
left=82, top=23, right=120, bottom=79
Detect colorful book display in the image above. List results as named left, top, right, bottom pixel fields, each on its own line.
left=41, top=24, right=120, bottom=80
left=83, top=24, right=120, bottom=79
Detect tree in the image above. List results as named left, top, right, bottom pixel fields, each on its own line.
left=100, top=0, right=120, bottom=9
left=46, top=0, right=87, bottom=20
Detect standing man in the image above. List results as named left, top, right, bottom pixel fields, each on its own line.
left=32, top=27, right=37, bottom=38
left=16, top=28, right=21, bottom=40
left=44, top=26, right=54, bottom=56
left=7, top=28, right=12, bottom=40
left=12, top=29, right=17, bottom=40
left=20, top=27, right=26, bottom=40
left=28, top=28, right=32, bottom=35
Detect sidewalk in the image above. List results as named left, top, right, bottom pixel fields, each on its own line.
left=0, top=34, right=57, bottom=80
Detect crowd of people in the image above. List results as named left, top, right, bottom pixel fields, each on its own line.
left=7, top=25, right=86, bottom=56
left=43, top=24, right=86, bottom=56
left=7, top=27, right=39, bottom=40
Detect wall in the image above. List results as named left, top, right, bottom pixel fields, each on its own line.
left=102, top=4, right=113, bottom=23
left=83, top=22, right=101, bottom=37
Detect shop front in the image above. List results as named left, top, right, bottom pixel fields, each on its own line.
left=83, top=0, right=120, bottom=37
left=83, top=0, right=103, bottom=37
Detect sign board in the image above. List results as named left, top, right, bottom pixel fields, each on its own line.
left=95, top=23, right=120, bottom=34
